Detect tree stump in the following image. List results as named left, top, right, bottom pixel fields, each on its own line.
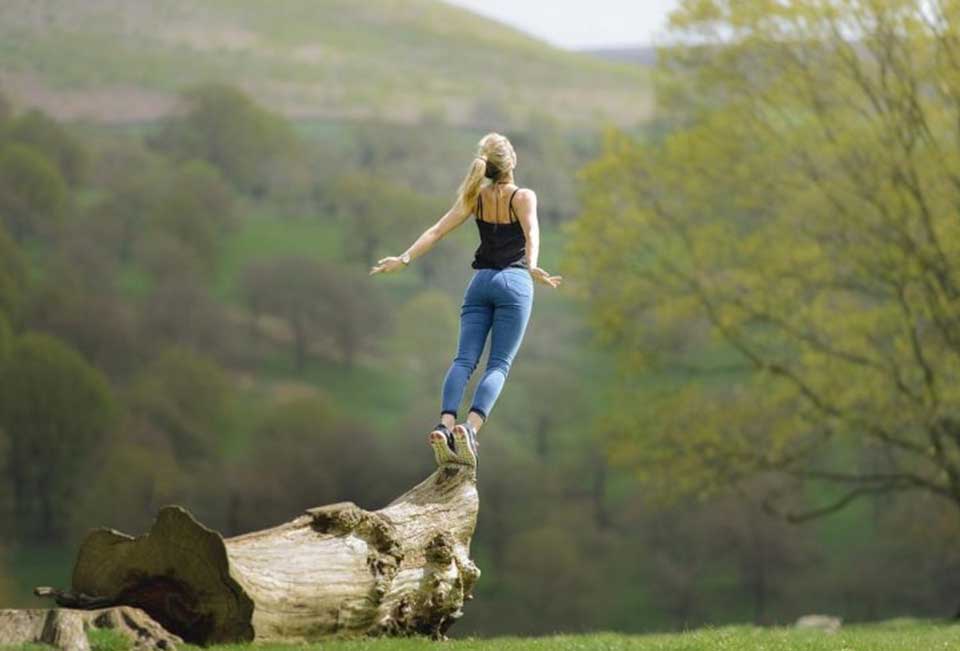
left=37, top=463, right=480, bottom=644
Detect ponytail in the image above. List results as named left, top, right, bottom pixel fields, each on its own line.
left=456, top=156, right=488, bottom=213
left=456, top=133, right=517, bottom=212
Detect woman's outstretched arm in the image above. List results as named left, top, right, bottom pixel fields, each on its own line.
left=515, top=189, right=540, bottom=269
left=515, top=190, right=562, bottom=288
left=369, top=199, right=472, bottom=275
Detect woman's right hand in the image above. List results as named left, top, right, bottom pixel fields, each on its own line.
left=369, top=256, right=405, bottom=276
left=530, top=266, right=562, bottom=288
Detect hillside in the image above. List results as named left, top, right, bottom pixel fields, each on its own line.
left=580, top=46, right=659, bottom=66
left=0, top=0, right=652, bottom=127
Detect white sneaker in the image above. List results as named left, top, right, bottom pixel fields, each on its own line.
left=452, top=421, right=479, bottom=467
left=428, top=423, right=458, bottom=465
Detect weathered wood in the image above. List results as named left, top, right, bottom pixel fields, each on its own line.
left=37, top=462, right=480, bottom=644
left=0, top=606, right=182, bottom=651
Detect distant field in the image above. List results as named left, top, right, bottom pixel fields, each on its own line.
left=68, top=620, right=956, bottom=651
left=0, top=0, right=652, bottom=127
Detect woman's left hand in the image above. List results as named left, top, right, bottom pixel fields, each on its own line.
left=530, top=266, right=563, bottom=288
left=369, top=256, right=406, bottom=276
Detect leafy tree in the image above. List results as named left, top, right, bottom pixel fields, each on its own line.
left=86, top=139, right=170, bottom=262
left=500, top=523, right=597, bottom=633
left=229, top=396, right=385, bottom=531
left=25, top=278, right=140, bottom=380
left=139, top=266, right=234, bottom=359
left=24, top=220, right=140, bottom=378
left=0, top=332, right=115, bottom=542
left=0, top=545, right=14, bottom=606
left=568, top=0, right=960, bottom=523
left=330, top=171, right=440, bottom=267
left=147, top=159, right=236, bottom=272
left=0, top=313, right=11, bottom=363
left=7, top=108, right=87, bottom=185
left=509, top=361, right=585, bottom=461
left=241, top=256, right=387, bottom=371
left=0, top=143, right=67, bottom=241
left=387, top=290, right=458, bottom=388
left=72, top=431, right=191, bottom=538
left=511, top=113, right=582, bottom=224
left=0, top=223, right=28, bottom=325
left=151, top=83, right=302, bottom=197
left=127, top=346, right=235, bottom=464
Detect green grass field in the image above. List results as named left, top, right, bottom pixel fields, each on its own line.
left=12, top=619, right=941, bottom=651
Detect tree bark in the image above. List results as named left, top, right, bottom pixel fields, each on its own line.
left=37, top=463, right=480, bottom=644
left=0, top=605, right=182, bottom=651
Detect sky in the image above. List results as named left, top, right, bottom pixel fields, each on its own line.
left=443, top=0, right=680, bottom=49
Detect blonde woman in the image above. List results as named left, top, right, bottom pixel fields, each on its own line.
left=369, top=132, right=562, bottom=467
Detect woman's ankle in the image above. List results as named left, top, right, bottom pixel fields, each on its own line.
left=440, top=413, right=456, bottom=429
left=466, top=411, right=484, bottom=432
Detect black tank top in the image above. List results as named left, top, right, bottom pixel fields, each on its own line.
left=471, top=187, right=528, bottom=270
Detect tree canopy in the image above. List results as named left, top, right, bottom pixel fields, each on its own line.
left=567, top=0, right=960, bottom=520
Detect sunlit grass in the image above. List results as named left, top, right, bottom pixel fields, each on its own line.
left=22, top=619, right=956, bottom=651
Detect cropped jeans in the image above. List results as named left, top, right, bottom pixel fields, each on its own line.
left=440, top=267, right=534, bottom=422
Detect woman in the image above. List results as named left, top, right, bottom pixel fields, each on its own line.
left=369, top=132, right=562, bottom=468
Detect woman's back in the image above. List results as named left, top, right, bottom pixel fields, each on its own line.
left=471, top=184, right=528, bottom=270
left=476, top=184, right=521, bottom=224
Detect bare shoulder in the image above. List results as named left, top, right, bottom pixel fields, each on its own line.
left=514, top=188, right=537, bottom=210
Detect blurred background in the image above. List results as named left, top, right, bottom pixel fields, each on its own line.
left=1, top=0, right=959, bottom=637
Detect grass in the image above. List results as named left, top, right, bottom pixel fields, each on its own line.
left=0, top=0, right=651, bottom=127
left=4, top=619, right=953, bottom=651
left=213, top=213, right=345, bottom=301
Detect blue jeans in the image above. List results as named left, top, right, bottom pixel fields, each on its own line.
left=441, top=267, right=534, bottom=422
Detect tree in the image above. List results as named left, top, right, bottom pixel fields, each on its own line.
left=147, top=159, right=236, bottom=273
left=330, top=171, right=440, bottom=267
left=139, top=264, right=235, bottom=358
left=127, top=347, right=235, bottom=464
left=24, top=221, right=142, bottom=378
left=86, top=139, right=170, bottom=263
left=0, top=143, right=67, bottom=241
left=7, top=108, right=87, bottom=185
left=511, top=112, right=583, bottom=224
left=0, top=332, right=115, bottom=542
left=25, top=278, right=140, bottom=380
left=71, top=430, right=191, bottom=540
left=0, top=223, right=28, bottom=325
left=0, top=313, right=11, bottom=363
left=150, top=83, right=302, bottom=197
left=387, top=290, right=458, bottom=389
left=567, top=0, right=960, bottom=523
left=38, top=462, right=481, bottom=644
left=229, top=396, right=389, bottom=531
left=241, top=256, right=387, bottom=371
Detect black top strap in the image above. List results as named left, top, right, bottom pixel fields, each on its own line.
left=508, top=188, right=520, bottom=223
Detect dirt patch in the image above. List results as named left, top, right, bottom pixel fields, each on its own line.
left=158, top=26, right=261, bottom=52
left=0, top=71, right=178, bottom=123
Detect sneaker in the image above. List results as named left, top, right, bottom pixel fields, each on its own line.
left=428, top=422, right=457, bottom=466
left=452, top=421, right=479, bottom=467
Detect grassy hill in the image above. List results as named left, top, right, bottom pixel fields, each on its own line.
left=0, top=0, right=652, bottom=127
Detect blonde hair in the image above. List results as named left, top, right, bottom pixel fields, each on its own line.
left=455, top=132, right=517, bottom=213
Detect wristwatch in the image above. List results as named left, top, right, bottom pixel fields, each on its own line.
left=400, top=252, right=411, bottom=265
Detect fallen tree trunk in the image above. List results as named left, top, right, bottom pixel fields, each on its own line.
left=37, top=463, right=479, bottom=644
left=0, top=606, right=182, bottom=651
